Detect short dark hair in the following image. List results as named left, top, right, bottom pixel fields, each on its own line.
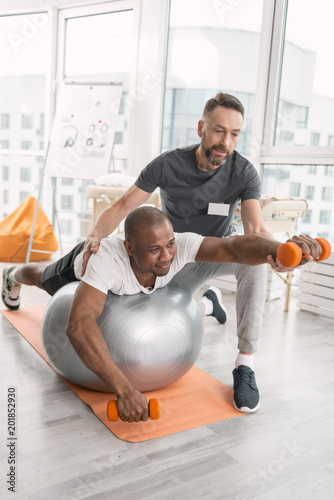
left=125, top=206, right=169, bottom=241
left=202, top=93, right=244, bottom=119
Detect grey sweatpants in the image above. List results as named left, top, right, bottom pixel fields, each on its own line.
left=170, top=261, right=267, bottom=353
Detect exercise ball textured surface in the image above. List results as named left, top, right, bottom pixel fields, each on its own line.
left=42, top=282, right=204, bottom=392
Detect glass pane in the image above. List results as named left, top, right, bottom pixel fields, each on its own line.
left=0, top=13, right=51, bottom=149
left=162, top=0, right=264, bottom=155
left=0, top=154, right=93, bottom=245
left=64, top=10, right=134, bottom=165
left=261, top=164, right=334, bottom=244
left=52, top=9, right=134, bottom=245
left=0, top=155, right=44, bottom=218
left=54, top=177, right=93, bottom=244
left=274, top=0, right=334, bottom=146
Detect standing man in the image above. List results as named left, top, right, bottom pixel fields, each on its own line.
left=81, top=93, right=290, bottom=413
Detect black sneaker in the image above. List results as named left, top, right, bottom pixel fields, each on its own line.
left=203, top=285, right=228, bottom=324
left=2, top=266, right=21, bottom=310
left=233, top=365, right=260, bottom=413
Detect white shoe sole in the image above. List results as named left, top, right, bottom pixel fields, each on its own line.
left=208, top=285, right=229, bottom=322
left=233, top=400, right=260, bottom=413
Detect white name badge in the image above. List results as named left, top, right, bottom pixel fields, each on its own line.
left=208, top=202, right=230, bottom=216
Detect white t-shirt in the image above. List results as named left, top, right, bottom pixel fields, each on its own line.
left=74, top=232, right=204, bottom=295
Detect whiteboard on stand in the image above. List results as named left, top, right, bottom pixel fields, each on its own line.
left=45, top=81, right=123, bottom=179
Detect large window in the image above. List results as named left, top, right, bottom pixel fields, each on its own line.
left=260, top=0, right=334, bottom=245
left=62, top=7, right=134, bottom=169
left=1, top=1, right=333, bottom=248
left=161, top=0, right=264, bottom=155
left=50, top=2, right=135, bottom=244
left=274, top=0, right=334, bottom=148
left=262, top=164, right=334, bottom=242
left=0, top=12, right=52, bottom=221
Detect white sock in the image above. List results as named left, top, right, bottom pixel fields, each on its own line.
left=235, top=353, right=254, bottom=370
left=201, top=296, right=213, bottom=315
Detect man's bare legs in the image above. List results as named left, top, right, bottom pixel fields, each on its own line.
left=14, top=263, right=47, bottom=290
left=2, top=263, right=47, bottom=310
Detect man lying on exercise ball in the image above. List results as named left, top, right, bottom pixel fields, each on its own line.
left=2, top=207, right=323, bottom=422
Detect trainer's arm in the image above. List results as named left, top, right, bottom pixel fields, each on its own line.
left=195, top=234, right=320, bottom=266
left=241, top=199, right=274, bottom=239
left=82, top=185, right=151, bottom=275
left=66, top=281, right=149, bottom=422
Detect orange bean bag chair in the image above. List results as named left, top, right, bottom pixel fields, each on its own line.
left=0, top=196, right=58, bottom=262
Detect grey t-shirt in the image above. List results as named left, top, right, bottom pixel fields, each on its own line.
left=135, top=144, right=261, bottom=237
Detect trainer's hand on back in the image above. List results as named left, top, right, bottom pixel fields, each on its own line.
left=81, top=236, right=101, bottom=277
left=117, top=389, right=149, bottom=423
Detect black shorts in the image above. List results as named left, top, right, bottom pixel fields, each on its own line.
left=41, top=242, right=85, bottom=296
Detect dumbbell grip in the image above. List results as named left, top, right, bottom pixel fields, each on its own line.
left=107, top=398, right=160, bottom=421
left=277, top=238, right=331, bottom=268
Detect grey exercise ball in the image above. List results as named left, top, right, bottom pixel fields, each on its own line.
left=42, top=282, right=204, bottom=392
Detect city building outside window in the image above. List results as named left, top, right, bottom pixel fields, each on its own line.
left=296, top=106, right=308, bottom=128
left=305, top=186, right=315, bottom=200
left=19, top=191, right=30, bottom=203
left=303, top=210, right=312, bottom=224
left=0, top=12, right=51, bottom=222
left=61, top=195, right=74, bottom=211
left=318, top=232, right=329, bottom=239
left=325, top=165, right=334, bottom=176
left=62, top=178, right=74, bottom=186
left=272, top=0, right=334, bottom=148
left=322, top=187, right=333, bottom=201
left=319, top=210, right=331, bottom=224
left=21, top=114, right=33, bottom=129
left=161, top=0, right=264, bottom=156
left=80, top=220, right=92, bottom=238
left=0, top=113, right=10, bottom=128
left=60, top=219, right=73, bottom=236
left=289, top=182, right=301, bottom=197
left=311, top=132, right=320, bottom=146
left=21, top=141, right=33, bottom=150
left=38, top=113, right=45, bottom=135
left=261, top=165, right=334, bottom=243
left=20, top=167, right=31, bottom=183
left=2, top=165, right=9, bottom=181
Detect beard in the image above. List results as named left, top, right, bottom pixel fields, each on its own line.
left=201, top=134, right=232, bottom=167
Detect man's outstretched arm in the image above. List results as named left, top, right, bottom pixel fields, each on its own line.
left=195, top=234, right=322, bottom=267
left=66, top=281, right=148, bottom=422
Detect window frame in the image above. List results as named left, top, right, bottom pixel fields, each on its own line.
left=56, top=0, right=169, bottom=176
left=257, top=0, right=334, bottom=166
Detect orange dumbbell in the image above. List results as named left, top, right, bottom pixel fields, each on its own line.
left=314, top=238, right=332, bottom=261
left=107, top=398, right=160, bottom=421
left=277, top=237, right=331, bottom=268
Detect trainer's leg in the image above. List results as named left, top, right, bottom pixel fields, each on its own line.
left=170, top=261, right=234, bottom=294
left=234, top=263, right=267, bottom=354
left=171, top=261, right=267, bottom=353
left=171, top=261, right=267, bottom=413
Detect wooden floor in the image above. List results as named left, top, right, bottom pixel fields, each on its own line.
left=1, top=261, right=334, bottom=500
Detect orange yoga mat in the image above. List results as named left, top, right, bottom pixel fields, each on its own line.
left=1, top=305, right=244, bottom=442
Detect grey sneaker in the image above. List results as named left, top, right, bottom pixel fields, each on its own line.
left=203, top=285, right=228, bottom=324
left=233, top=365, right=260, bottom=413
left=2, top=267, right=21, bottom=310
